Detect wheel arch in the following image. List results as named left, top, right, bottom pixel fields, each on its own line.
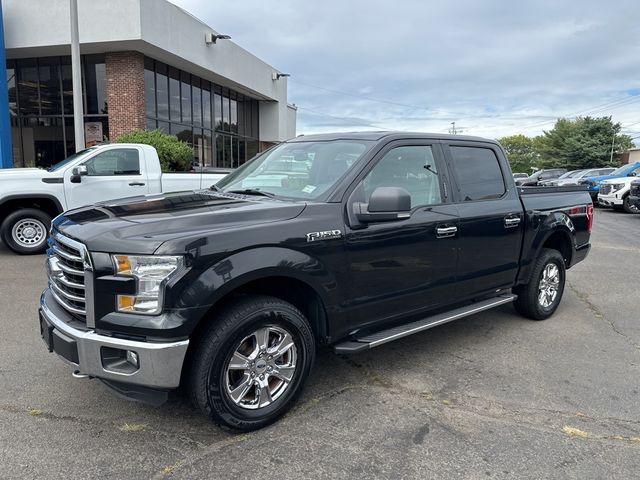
left=179, top=247, right=335, bottom=345
left=0, top=194, right=63, bottom=227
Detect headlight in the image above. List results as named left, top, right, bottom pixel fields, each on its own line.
left=113, top=255, right=183, bottom=314
left=611, top=183, right=625, bottom=191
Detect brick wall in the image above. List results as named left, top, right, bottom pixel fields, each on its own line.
left=105, top=51, right=145, bottom=140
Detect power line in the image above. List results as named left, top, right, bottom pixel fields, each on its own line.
left=291, top=79, right=429, bottom=111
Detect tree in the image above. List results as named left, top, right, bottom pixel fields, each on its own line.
left=536, top=117, right=633, bottom=169
left=497, top=134, right=539, bottom=173
left=115, top=130, right=194, bottom=172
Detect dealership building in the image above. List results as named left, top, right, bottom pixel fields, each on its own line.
left=2, top=0, right=296, bottom=169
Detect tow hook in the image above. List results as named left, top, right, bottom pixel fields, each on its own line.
left=72, top=370, right=90, bottom=379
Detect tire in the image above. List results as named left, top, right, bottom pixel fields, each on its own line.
left=187, top=295, right=316, bottom=431
left=514, top=248, right=566, bottom=320
left=623, top=196, right=639, bottom=214
left=0, top=209, right=51, bottom=255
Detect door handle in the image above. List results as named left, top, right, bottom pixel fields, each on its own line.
left=436, top=225, right=458, bottom=238
left=129, top=182, right=146, bottom=186
left=504, top=216, right=521, bottom=228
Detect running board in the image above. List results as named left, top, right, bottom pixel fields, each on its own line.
left=333, top=294, right=517, bottom=354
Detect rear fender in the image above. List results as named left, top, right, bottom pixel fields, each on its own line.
left=516, top=211, right=575, bottom=285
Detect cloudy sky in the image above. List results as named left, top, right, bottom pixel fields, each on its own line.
left=171, top=0, right=640, bottom=140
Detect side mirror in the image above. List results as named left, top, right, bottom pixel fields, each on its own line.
left=70, top=165, right=88, bottom=183
left=354, top=187, right=411, bottom=223
left=629, top=172, right=637, bottom=177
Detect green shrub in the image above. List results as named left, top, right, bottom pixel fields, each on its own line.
left=115, top=130, right=193, bottom=172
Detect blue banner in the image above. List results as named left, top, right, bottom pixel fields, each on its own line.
left=0, top=0, right=13, bottom=168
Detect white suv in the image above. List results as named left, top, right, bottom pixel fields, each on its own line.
left=598, top=176, right=640, bottom=213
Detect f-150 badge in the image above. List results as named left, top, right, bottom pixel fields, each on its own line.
left=306, top=230, right=342, bottom=242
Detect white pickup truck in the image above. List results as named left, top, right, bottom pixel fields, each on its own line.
left=0, top=143, right=228, bottom=254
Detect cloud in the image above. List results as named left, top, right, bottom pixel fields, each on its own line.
left=170, top=0, right=640, bottom=139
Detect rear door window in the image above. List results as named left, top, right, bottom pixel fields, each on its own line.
left=449, top=146, right=505, bottom=201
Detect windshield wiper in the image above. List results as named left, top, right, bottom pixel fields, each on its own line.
left=226, top=188, right=276, bottom=198
left=209, top=184, right=221, bottom=191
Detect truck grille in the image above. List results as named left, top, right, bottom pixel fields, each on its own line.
left=631, top=183, right=640, bottom=196
left=599, top=184, right=612, bottom=195
left=47, top=233, right=90, bottom=319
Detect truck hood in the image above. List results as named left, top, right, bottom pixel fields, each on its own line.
left=600, top=176, right=637, bottom=185
left=53, top=190, right=307, bottom=254
left=0, top=167, right=53, bottom=180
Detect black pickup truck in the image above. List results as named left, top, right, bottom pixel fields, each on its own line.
left=39, top=132, right=593, bottom=430
left=629, top=179, right=640, bottom=209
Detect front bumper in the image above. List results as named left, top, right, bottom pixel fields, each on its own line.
left=39, top=289, right=189, bottom=390
left=597, top=193, right=624, bottom=207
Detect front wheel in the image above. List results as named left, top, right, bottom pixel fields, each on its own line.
left=514, top=248, right=566, bottom=320
left=623, top=196, right=639, bottom=214
left=0, top=209, right=51, bottom=255
left=187, top=295, right=315, bottom=430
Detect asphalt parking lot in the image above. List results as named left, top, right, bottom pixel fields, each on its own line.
left=0, top=208, right=638, bottom=479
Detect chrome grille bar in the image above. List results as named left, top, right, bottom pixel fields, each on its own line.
left=47, top=232, right=92, bottom=319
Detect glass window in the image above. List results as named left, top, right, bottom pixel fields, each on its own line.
left=362, top=146, right=442, bottom=207
left=61, top=58, right=73, bottom=115
left=18, top=59, right=39, bottom=116
left=450, top=146, right=505, bottom=201
left=157, top=120, right=170, bottom=133
left=7, top=62, right=16, bottom=117
left=144, top=59, right=155, bottom=118
left=202, top=83, right=211, bottom=129
left=169, top=68, right=180, bottom=121
left=156, top=63, right=169, bottom=120
left=238, top=139, right=246, bottom=166
left=192, top=81, right=202, bottom=126
left=216, top=133, right=224, bottom=168
left=237, top=97, right=244, bottom=136
left=146, top=117, right=156, bottom=130
left=83, top=148, right=140, bottom=176
left=223, top=134, right=232, bottom=168
left=193, top=128, right=203, bottom=168
left=230, top=98, right=238, bottom=133
left=214, top=93, right=222, bottom=130
left=203, top=130, right=213, bottom=167
left=222, top=95, right=229, bottom=131
left=180, top=71, right=191, bottom=124
left=84, top=56, right=106, bottom=115
left=217, top=140, right=372, bottom=199
left=38, top=58, right=62, bottom=115
left=247, top=139, right=259, bottom=161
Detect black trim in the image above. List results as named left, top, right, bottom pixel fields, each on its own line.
left=42, top=178, right=64, bottom=184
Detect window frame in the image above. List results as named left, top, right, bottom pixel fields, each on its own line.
left=443, top=142, right=509, bottom=204
left=344, top=140, right=451, bottom=212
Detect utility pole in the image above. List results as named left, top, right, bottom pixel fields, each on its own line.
left=449, top=122, right=457, bottom=135
left=70, top=0, right=85, bottom=151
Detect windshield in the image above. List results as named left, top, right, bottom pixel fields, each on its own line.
left=216, top=140, right=373, bottom=200
left=47, top=147, right=99, bottom=172
left=563, top=170, right=585, bottom=179
left=610, top=164, right=638, bottom=176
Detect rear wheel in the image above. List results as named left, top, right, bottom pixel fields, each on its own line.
left=0, top=209, right=51, bottom=255
left=623, top=196, right=639, bottom=214
left=187, top=295, right=315, bottom=430
left=514, top=248, right=566, bottom=320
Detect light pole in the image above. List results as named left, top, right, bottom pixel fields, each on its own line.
left=70, top=0, right=84, bottom=151
left=609, top=131, right=616, bottom=163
